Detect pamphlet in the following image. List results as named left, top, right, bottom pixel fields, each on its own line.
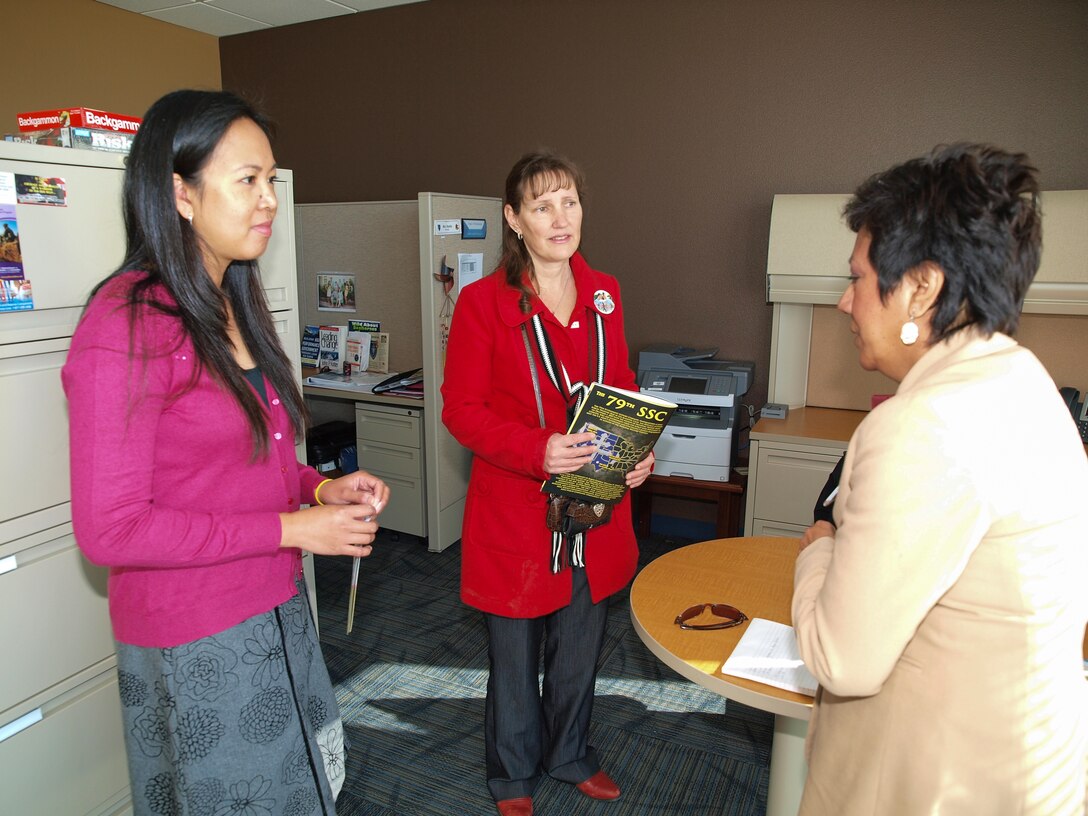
left=300, top=325, right=320, bottom=367
left=541, top=383, right=676, bottom=504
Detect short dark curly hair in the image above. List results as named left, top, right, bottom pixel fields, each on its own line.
left=844, top=143, right=1041, bottom=342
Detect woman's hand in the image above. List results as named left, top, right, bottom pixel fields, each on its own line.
left=799, top=520, right=835, bottom=552
left=279, top=501, right=381, bottom=557
left=317, top=469, right=390, bottom=514
left=278, top=470, right=390, bottom=558
left=625, top=450, right=654, bottom=489
left=544, top=431, right=597, bottom=475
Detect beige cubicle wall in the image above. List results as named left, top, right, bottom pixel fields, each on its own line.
left=805, top=308, right=1088, bottom=411
left=294, top=201, right=423, bottom=376
left=295, top=195, right=502, bottom=552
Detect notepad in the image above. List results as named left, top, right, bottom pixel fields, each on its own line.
left=721, top=618, right=818, bottom=696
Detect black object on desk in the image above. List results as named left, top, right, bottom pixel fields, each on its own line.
left=372, top=367, right=424, bottom=394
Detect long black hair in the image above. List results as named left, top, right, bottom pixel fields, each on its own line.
left=92, top=89, right=306, bottom=456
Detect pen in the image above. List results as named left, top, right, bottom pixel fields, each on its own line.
left=822, top=485, right=839, bottom=507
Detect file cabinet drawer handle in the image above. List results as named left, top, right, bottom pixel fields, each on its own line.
left=0, top=708, right=43, bottom=743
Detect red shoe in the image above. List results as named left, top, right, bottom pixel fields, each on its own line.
left=576, top=770, right=621, bottom=800
left=496, top=796, right=533, bottom=816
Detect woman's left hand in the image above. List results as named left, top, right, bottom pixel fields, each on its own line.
left=625, top=451, right=655, bottom=489
left=317, top=470, right=391, bottom=514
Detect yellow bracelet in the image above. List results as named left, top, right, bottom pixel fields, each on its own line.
left=314, top=478, right=334, bottom=505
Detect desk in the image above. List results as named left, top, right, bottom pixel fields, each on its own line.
left=745, top=407, right=865, bottom=537
left=630, top=536, right=811, bottom=816
left=633, top=472, right=747, bottom=539
left=303, top=371, right=431, bottom=542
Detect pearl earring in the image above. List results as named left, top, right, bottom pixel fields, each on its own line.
left=900, top=312, right=919, bottom=345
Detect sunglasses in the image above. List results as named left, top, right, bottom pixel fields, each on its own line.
left=674, top=603, right=748, bottom=630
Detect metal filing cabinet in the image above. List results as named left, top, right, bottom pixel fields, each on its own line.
left=356, top=402, right=426, bottom=537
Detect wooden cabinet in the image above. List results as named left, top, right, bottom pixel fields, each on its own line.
left=744, top=408, right=864, bottom=538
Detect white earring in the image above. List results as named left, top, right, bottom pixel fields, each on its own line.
left=900, top=312, right=919, bottom=345
left=186, top=212, right=193, bottom=225
left=516, top=230, right=523, bottom=241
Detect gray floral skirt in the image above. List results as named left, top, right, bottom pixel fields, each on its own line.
left=114, top=580, right=345, bottom=816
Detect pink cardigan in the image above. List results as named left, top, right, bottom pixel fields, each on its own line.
left=62, top=273, right=326, bottom=647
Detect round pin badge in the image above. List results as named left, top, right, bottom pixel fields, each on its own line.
left=593, top=289, right=616, bottom=314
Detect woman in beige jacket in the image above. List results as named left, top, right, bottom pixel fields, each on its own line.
left=792, top=144, right=1088, bottom=816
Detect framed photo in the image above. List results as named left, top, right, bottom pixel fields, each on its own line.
left=317, top=272, right=356, bottom=312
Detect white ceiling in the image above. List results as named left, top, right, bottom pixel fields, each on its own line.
left=96, top=0, right=427, bottom=37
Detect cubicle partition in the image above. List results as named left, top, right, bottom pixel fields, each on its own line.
left=295, top=194, right=502, bottom=552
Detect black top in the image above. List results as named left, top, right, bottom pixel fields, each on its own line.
left=242, top=367, right=269, bottom=407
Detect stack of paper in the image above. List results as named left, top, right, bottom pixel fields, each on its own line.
left=720, top=618, right=818, bottom=696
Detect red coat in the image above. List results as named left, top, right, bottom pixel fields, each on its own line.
left=441, top=252, right=639, bottom=617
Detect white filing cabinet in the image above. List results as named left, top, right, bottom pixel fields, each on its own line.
left=744, top=407, right=865, bottom=538
left=356, top=402, right=427, bottom=537
left=0, top=142, right=303, bottom=814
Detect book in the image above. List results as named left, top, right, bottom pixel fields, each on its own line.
left=300, top=325, right=321, bottom=367
left=542, top=383, right=677, bottom=504
left=317, top=324, right=347, bottom=373
left=17, top=107, right=142, bottom=134
left=372, top=368, right=423, bottom=394
left=368, top=332, right=390, bottom=374
left=383, top=381, right=425, bottom=400
left=720, top=618, right=818, bottom=696
left=345, top=328, right=370, bottom=373
left=348, top=318, right=381, bottom=333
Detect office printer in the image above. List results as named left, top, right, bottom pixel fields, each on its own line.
left=638, top=345, right=754, bottom=481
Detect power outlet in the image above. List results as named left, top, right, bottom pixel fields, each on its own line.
left=761, top=403, right=789, bottom=420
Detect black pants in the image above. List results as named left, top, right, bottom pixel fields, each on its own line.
left=483, top=566, right=610, bottom=802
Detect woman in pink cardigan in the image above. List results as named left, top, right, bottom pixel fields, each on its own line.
left=63, top=89, right=389, bottom=815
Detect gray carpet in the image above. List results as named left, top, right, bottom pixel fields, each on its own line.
left=313, top=531, right=772, bottom=816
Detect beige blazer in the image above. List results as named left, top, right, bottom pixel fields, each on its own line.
left=793, top=330, right=1088, bottom=816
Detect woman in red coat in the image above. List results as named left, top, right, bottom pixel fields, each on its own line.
left=442, top=152, right=652, bottom=816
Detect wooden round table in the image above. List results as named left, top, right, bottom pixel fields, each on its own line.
left=630, top=536, right=813, bottom=816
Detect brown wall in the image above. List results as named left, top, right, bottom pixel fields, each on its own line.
left=220, top=0, right=1088, bottom=412
left=4, top=0, right=220, bottom=131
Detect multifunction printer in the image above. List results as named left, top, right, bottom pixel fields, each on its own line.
left=637, top=345, right=754, bottom=481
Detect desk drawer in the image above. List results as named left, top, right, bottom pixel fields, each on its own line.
left=0, top=526, right=114, bottom=713
left=752, top=445, right=841, bottom=528
left=356, top=404, right=422, bottom=448
left=358, top=438, right=423, bottom=479
left=371, top=470, right=426, bottom=537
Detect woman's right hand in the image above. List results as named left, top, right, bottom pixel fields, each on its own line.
left=544, top=431, right=597, bottom=475
left=279, top=502, right=381, bottom=557
left=799, top=520, right=836, bottom=552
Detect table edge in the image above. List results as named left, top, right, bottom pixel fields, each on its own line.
left=630, top=605, right=812, bottom=721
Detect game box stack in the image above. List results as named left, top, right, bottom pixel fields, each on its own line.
left=6, top=107, right=141, bottom=155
